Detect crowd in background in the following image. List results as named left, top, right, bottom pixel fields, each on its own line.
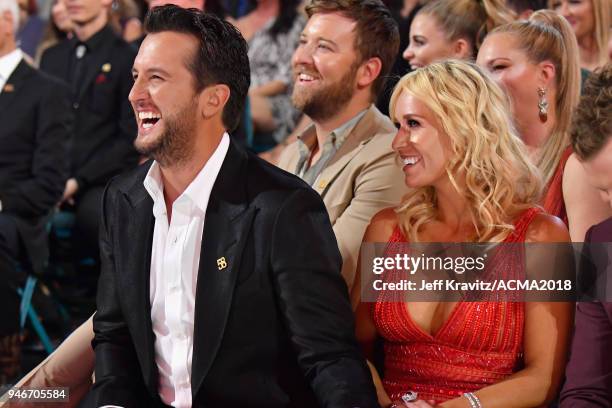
left=0, top=0, right=612, bottom=406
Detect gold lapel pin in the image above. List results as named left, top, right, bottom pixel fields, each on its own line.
left=101, top=63, right=112, bottom=73
left=216, top=257, right=228, bottom=270
left=317, top=179, right=329, bottom=190
left=3, top=84, right=14, bottom=93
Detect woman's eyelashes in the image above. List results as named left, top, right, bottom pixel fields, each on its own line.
left=406, top=119, right=421, bottom=129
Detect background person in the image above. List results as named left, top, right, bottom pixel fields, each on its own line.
left=477, top=10, right=611, bottom=241
left=402, top=0, right=515, bottom=70
left=40, top=0, right=139, bottom=278
left=549, top=0, right=611, bottom=71
left=0, top=0, right=72, bottom=384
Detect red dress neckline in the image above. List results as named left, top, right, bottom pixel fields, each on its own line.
left=373, top=207, right=541, bottom=402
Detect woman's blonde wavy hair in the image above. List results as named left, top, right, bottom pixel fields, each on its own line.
left=548, top=0, right=611, bottom=69
left=418, top=0, right=516, bottom=56
left=491, top=10, right=581, bottom=184
left=390, top=60, right=543, bottom=243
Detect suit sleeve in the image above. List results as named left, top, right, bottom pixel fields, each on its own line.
left=86, top=182, right=149, bottom=407
left=0, top=78, right=72, bottom=217
left=74, top=48, right=139, bottom=189
left=270, top=188, right=379, bottom=408
left=560, top=301, right=612, bottom=407
left=332, top=146, right=406, bottom=290
left=560, top=227, right=612, bottom=407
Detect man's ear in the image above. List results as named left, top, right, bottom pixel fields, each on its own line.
left=199, top=84, right=231, bottom=120
left=356, top=57, right=382, bottom=88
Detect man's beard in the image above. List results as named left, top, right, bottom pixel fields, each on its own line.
left=292, top=62, right=359, bottom=122
left=135, top=101, right=197, bottom=167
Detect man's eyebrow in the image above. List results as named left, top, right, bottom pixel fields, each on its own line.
left=299, top=34, right=339, bottom=48
left=131, top=67, right=172, bottom=77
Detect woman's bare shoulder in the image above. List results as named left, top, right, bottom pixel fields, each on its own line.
left=364, top=207, right=399, bottom=243
left=525, top=212, right=570, bottom=243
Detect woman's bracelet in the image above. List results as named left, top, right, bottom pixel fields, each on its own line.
left=463, top=392, right=482, bottom=408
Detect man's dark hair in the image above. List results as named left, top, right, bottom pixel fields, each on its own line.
left=305, top=0, right=400, bottom=99
left=571, top=64, right=612, bottom=160
left=506, top=0, right=547, bottom=14
left=144, top=5, right=250, bottom=132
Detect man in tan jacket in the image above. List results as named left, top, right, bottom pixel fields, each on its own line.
left=278, top=0, right=406, bottom=292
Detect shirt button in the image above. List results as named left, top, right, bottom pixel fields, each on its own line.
left=72, top=102, right=79, bottom=109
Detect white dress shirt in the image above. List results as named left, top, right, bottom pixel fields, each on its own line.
left=143, top=133, right=229, bottom=408
left=0, top=48, right=22, bottom=95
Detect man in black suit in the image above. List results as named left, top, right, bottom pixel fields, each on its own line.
left=0, top=0, right=71, bottom=379
left=39, top=0, right=138, bottom=266
left=86, top=6, right=378, bottom=408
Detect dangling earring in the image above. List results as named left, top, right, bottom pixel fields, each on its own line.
left=538, top=87, right=548, bottom=123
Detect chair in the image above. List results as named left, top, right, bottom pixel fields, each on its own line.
left=17, top=276, right=54, bottom=355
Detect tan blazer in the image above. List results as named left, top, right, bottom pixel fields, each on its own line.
left=278, top=105, right=407, bottom=290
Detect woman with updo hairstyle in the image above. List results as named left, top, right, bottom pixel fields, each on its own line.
left=354, top=60, right=573, bottom=407
left=549, top=0, right=611, bottom=71
left=402, top=0, right=515, bottom=70
left=478, top=9, right=611, bottom=241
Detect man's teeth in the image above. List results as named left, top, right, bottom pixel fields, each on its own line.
left=299, top=73, right=316, bottom=81
left=138, top=112, right=161, bottom=120
left=143, top=123, right=154, bottom=129
left=403, top=157, right=420, bottom=165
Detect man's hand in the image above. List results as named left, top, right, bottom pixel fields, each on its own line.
left=60, top=178, right=79, bottom=205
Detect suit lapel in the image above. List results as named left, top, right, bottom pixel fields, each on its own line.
left=0, top=60, right=32, bottom=113
left=313, top=105, right=379, bottom=196
left=122, top=171, right=158, bottom=393
left=191, top=141, right=256, bottom=397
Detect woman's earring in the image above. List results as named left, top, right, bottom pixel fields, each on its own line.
left=538, top=87, right=548, bottom=123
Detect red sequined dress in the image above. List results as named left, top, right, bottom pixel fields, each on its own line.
left=373, top=208, right=540, bottom=403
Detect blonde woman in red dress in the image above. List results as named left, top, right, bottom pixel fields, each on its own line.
left=354, top=60, right=573, bottom=408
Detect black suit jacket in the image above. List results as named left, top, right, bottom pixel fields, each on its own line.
left=0, top=59, right=72, bottom=272
left=39, top=26, right=138, bottom=191
left=87, top=140, right=379, bottom=408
